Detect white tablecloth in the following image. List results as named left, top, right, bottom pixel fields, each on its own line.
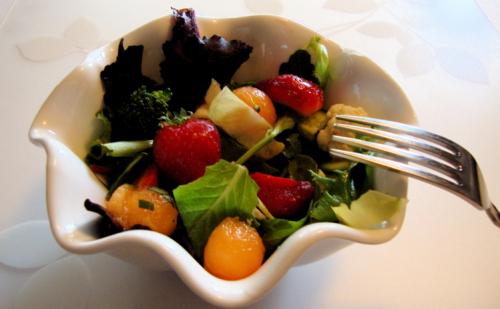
left=1, top=0, right=499, bottom=308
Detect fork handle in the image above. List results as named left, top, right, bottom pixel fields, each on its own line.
left=485, top=203, right=500, bottom=228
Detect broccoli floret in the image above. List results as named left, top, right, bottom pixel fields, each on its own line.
left=110, top=85, right=172, bottom=140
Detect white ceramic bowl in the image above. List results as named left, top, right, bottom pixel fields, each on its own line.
left=29, top=13, right=416, bottom=308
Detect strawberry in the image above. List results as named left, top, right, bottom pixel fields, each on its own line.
left=256, top=74, right=324, bottom=117
left=251, top=172, right=315, bottom=219
left=135, top=164, right=159, bottom=189
left=153, top=118, right=221, bottom=185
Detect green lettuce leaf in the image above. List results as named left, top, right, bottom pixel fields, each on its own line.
left=307, top=36, right=329, bottom=88
left=310, top=162, right=372, bottom=206
left=310, top=169, right=353, bottom=205
left=308, top=161, right=376, bottom=222
left=282, top=133, right=302, bottom=159
left=287, top=154, right=318, bottom=181
left=310, top=191, right=340, bottom=222
left=260, top=216, right=308, bottom=249
left=173, top=160, right=259, bottom=258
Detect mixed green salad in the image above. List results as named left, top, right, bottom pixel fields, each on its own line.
left=84, top=8, right=405, bottom=280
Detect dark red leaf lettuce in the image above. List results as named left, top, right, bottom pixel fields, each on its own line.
left=101, top=40, right=155, bottom=113
left=160, top=8, right=253, bottom=111
left=100, top=40, right=157, bottom=140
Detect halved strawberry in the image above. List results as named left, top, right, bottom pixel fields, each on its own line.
left=251, top=172, right=315, bottom=219
left=256, top=74, right=324, bottom=117
left=153, top=118, right=221, bottom=185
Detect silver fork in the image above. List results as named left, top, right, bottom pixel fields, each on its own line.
left=329, top=114, right=500, bottom=228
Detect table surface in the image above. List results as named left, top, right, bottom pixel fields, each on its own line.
left=1, top=0, right=499, bottom=308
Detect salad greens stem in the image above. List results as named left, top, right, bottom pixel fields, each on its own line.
left=256, top=198, right=275, bottom=219
left=90, top=140, right=153, bottom=159
left=106, top=152, right=148, bottom=200
left=236, top=116, right=295, bottom=165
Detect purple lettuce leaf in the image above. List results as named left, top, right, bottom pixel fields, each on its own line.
left=160, top=8, right=253, bottom=111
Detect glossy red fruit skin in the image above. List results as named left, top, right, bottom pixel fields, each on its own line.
left=135, top=164, right=159, bottom=189
left=256, top=74, right=324, bottom=117
left=153, top=118, right=221, bottom=185
left=251, top=172, right=315, bottom=219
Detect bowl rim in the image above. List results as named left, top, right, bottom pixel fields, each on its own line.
left=29, top=12, right=416, bottom=308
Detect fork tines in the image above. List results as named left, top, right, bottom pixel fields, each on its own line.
left=329, top=114, right=500, bottom=227
left=329, top=114, right=467, bottom=192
